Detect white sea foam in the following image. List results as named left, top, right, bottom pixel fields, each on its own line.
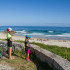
left=23, top=33, right=44, bottom=36
left=61, top=33, right=70, bottom=37
left=45, top=35, right=63, bottom=37
left=48, top=31, right=54, bottom=33
left=45, top=33, right=70, bottom=37
left=16, top=30, right=27, bottom=33
left=15, top=30, right=70, bottom=37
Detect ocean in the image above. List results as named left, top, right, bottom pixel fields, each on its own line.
left=0, top=26, right=70, bottom=40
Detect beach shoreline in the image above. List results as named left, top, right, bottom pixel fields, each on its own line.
left=1, top=26, right=70, bottom=40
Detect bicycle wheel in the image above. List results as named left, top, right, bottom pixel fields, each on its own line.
left=0, top=51, right=2, bottom=60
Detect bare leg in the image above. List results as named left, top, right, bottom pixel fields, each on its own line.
left=8, top=48, right=10, bottom=58
left=8, top=48, right=9, bottom=55
left=9, top=48, right=12, bottom=58
left=9, top=48, right=12, bottom=59
left=27, top=53, right=30, bottom=61
left=27, top=53, right=29, bottom=59
left=25, top=53, right=26, bottom=58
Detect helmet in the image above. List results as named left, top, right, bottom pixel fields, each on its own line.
left=26, top=35, right=31, bottom=38
left=7, top=28, right=12, bottom=31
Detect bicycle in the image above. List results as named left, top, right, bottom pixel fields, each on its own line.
left=0, top=43, right=7, bottom=60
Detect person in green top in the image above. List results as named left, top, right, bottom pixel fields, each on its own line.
left=6, top=28, right=14, bottom=59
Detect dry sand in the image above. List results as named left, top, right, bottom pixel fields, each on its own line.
left=0, top=32, right=70, bottom=48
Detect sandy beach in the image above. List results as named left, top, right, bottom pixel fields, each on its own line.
left=0, top=32, right=70, bottom=48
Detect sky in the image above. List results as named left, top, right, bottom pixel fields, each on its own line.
left=0, top=0, right=70, bottom=26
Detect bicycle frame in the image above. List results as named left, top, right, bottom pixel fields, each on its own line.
left=0, top=43, right=7, bottom=60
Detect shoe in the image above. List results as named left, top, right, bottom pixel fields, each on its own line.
left=9, top=57, right=14, bottom=60
left=27, top=59, right=30, bottom=61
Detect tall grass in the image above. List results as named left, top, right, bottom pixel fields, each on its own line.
left=30, top=42, right=70, bottom=61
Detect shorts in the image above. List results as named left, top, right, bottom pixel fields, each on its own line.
left=8, top=47, right=12, bottom=48
left=7, top=41, right=12, bottom=47
left=25, top=48, right=30, bottom=54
